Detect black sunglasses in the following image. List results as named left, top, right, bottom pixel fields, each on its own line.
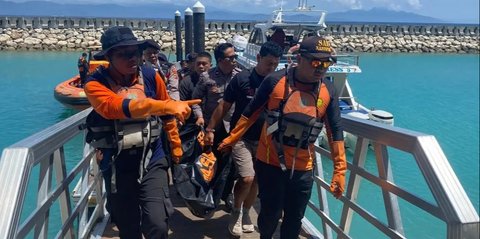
left=223, top=54, right=238, bottom=62
left=114, top=49, right=142, bottom=60
left=301, top=54, right=334, bottom=69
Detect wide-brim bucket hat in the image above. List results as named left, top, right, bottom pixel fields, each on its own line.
left=94, top=26, right=160, bottom=60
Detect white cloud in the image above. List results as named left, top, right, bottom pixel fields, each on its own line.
left=388, top=3, right=402, bottom=11
left=325, top=0, right=363, bottom=10
left=177, top=0, right=276, bottom=9
left=407, top=0, right=422, bottom=9
left=351, top=0, right=423, bottom=11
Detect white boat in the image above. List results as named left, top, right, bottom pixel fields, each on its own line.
left=232, top=0, right=394, bottom=152
left=231, top=34, right=248, bottom=52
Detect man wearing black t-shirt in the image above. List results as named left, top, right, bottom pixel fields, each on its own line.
left=179, top=52, right=212, bottom=125
left=205, top=41, right=283, bottom=237
left=179, top=52, right=212, bottom=101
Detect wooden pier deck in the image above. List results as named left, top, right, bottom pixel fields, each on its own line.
left=100, top=184, right=312, bottom=239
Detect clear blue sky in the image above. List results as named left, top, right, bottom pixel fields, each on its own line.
left=6, top=0, right=480, bottom=23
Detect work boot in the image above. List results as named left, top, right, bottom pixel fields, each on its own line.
left=242, top=210, right=255, bottom=233
left=228, top=208, right=243, bottom=237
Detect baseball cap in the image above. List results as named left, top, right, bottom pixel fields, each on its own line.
left=299, top=36, right=336, bottom=61
left=186, top=52, right=198, bottom=63
left=157, top=53, right=168, bottom=63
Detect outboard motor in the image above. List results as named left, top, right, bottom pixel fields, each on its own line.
left=232, top=35, right=248, bottom=52
left=368, top=110, right=394, bottom=126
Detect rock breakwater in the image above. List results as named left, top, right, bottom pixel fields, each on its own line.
left=0, top=28, right=478, bottom=54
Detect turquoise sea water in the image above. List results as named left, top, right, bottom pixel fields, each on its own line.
left=0, top=51, right=478, bottom=238
left=350, top=53, right=479, bottom=212
left=306, top=53, right=479, bottom=238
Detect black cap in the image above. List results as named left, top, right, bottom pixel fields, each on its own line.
left=186, top=52, right=198, bottom=62
left=144, top=39, right=161, bottom=51
left=94, top=26, right=156, bottom=60
left=299, top=36, right=335, bottom=60
left=157, top=53, right=168, bottom=63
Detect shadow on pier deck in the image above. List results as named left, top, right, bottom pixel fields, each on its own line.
left=100, top=185, right=311, bottom=239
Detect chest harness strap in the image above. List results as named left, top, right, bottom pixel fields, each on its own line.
left=265, top=70, right=324, bottom=178
left=86, top=68, right=162, bottom=193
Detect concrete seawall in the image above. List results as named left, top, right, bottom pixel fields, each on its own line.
left=1, top=16, right=478, bottom=53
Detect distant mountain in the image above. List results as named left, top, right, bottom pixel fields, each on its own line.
left=0, top=1, right=185, bottom=19
left=327, top=8, right=443, bottom=24
left=0, top=1, right=445, bottom=24
left=0, top=0, right=263, bottom=20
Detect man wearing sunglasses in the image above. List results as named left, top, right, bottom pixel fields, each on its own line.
left=205, top=41, right=283, bottom=237
left=191, top=43, right=241, bottom=211
left=192, top=43, right=240, bottom=129
left=84, top=26, right=200, bottom=239
left=218, top=36, right=347, bottom=239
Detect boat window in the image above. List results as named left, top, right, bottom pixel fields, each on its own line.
left=248, top=30, right=255, bottom=43
left=298, top=29, right=316, bottom=42
left=249, top=28, right=258, bottom=44
left=248, top=28, right=264, bottom=45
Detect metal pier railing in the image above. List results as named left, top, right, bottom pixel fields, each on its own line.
left=303, top=115, right=479, bottom=239
left=0, top=109, right=104, bottom=239
left=0, top=109, right=478, bottom=238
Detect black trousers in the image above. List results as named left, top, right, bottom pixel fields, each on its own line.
left=255, top=160, right=314, bottom=239
left=79, top=72, right=87, bottom=86
left=212, top=121, right=236, bottom=201
left=101, top=148, right=173, bottom=239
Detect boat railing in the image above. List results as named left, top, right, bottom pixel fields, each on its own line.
left=276, top=54, right=360, bottom=67
left=338, top=96, right=362, bottom=111
left=0, top=109, right=478, bottom=238
left=0, top=109, right=106, bottom=239
left=334, top=54, right=360, bottom=66
left=303, top=114, right=479, bottom=239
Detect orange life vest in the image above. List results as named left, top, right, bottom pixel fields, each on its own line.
left=265, top=74, right=324, bottom=175
left=85, top=68, right=161, bottom=151
left=84, top=67, right=163, bottom=193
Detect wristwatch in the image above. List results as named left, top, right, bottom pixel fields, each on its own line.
left=205, top=128, right=216, bottom=133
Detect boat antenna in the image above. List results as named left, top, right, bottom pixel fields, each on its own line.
left=273, top=0, right=284, bottom=23
left=298, top=0, right=307, bottom=10
left=296, top=0, right=316, bottom=10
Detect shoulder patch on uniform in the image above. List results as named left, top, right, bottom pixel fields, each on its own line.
left=317, top=98, right=324, bottom=108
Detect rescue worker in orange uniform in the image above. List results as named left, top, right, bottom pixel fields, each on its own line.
left=218, top=36, right=347, bottom=239
left=84, top=26, right=200, bottom=239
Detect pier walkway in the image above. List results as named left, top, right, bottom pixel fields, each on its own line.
left=99, top=184, right=310, bottom=239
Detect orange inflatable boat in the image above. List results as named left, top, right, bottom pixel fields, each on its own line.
left=54, top=60, right=109, bottom=110
left=54, top=75, right=90, bottom=110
